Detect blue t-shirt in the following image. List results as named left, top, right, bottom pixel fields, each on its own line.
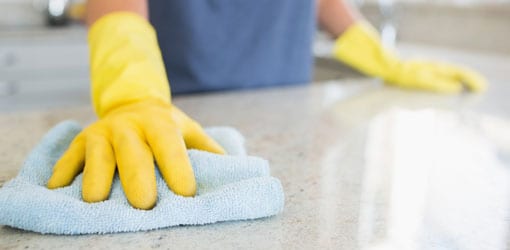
left=149, top=0, right=315, bottom=94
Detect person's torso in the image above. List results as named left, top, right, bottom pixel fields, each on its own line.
left=149, top=0, right=316, bottom=94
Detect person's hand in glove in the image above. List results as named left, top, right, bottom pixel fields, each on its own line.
left=46, top=11, right=224, bottom=210
left=333, top=22, right=487, bottom=93
left=318, top=0, right=486, bottom=94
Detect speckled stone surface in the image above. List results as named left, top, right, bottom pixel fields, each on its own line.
left=0, top=45, right=509, bottom=249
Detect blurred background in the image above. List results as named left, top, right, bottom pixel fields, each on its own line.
left=0, top=0, right=509, bottom=112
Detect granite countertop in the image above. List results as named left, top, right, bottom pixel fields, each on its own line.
left=0, top=45, right=509, bottom=249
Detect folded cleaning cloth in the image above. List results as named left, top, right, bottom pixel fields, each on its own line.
left=0, top=121, right=284, bottom=235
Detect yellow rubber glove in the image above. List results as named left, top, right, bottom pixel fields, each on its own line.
left=46, top=12, right=225, bottom=210
left=333, top=22, right=487, bottom=93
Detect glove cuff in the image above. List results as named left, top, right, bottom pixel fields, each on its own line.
left=333, top=22, right=401, bottom=81
left=88, top=12, right=171, bottom=118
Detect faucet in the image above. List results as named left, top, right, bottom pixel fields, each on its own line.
left=46, top=0, right=70, bottom=26
left=45, top=0, right=85, bottom=26
left=378, top=0, right=397, bottom=48
left=352, top=0, right=398, bottom=48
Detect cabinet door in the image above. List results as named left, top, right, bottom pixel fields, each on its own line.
left=0, top=41, right=89, bottom=81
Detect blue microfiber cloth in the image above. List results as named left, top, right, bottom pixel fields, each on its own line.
left=0, top=121, right=284, bottom=235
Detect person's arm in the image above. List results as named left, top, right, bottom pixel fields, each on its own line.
left=317, top=0, right=360, bottom=38
left=86, top=0, right=148, bottom=26
left=317, top=0, right=487, bottom=93
left=47, top=0, right=225, bottom=210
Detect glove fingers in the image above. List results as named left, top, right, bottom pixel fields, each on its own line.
left=422, top=71, right=463, bottom=94
left=113, top=126, right=157, bottom=210
left=184, top=125, right=226, bottom=154
left=145, top=121, right=197, bottom=197
left=171, top=106, right=225, bottom=154
left=411, top=61, right=455, bottom=78
left=451, top=66, right=487, bottom=92
left=82, top=133, right=116, bottom=203
left=413, top=61, right=487, bottom=92
left=388, top=73, right=462, bottom=94
left=47, top=133, right=86, bottom=189
left=426, top=78, right=463, bottom=94
left=395, top=61, right=462, bottom=94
